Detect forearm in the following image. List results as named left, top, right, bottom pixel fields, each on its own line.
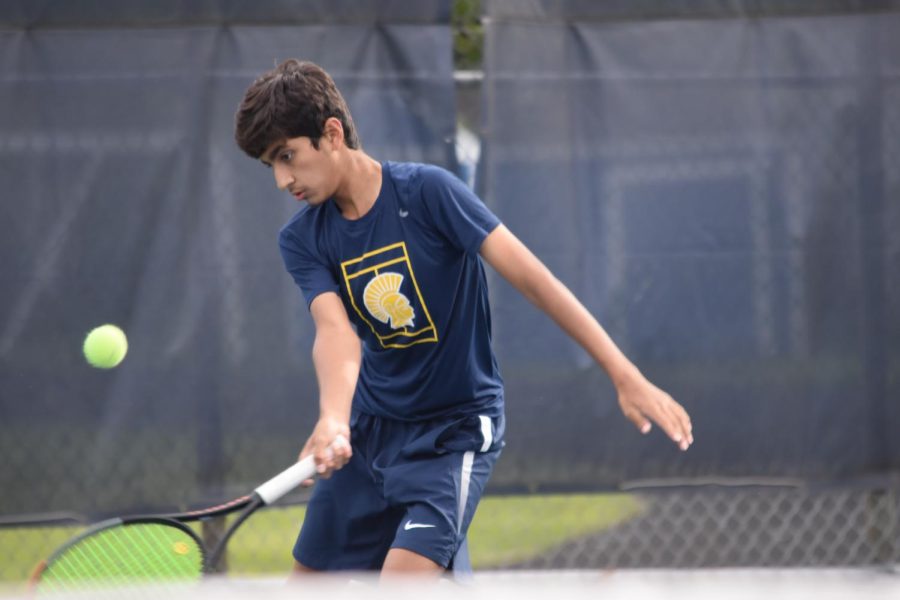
left=483, top=226, right=638, bottom=386
left=518, top=263, right=639, bottom=387
left=311, top=324, right=361, bottom=425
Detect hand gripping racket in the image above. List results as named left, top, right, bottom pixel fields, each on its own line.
left=30, top=440, right=343, bottom=596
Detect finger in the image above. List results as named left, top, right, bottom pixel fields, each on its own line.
left=663, top=406, right=688, bottom=450
left=315, top=434, right=348, bottom=474
left=314, top=441, right=333, bottom=473
left=648, top=400, right=683, bottom=448
left=674, top=414, right=693, bottom=447
left=332, top=449, right=350, bottom=469
left=675, top=403, right=694, bottom=444
left=332, top=435, right=352, bottom=465
left=670, top=400, right=693, bottom=448
left=623, top=407, right=652, bottom=434
left=660, top=399, right=691, bottom=450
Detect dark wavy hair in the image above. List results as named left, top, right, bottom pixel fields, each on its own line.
left=234, top=59, right=360, bottom=158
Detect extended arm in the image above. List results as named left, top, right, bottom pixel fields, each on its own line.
left=302, top=291, right=360, bottom=475
left=480, top=225, right=693, bottom=450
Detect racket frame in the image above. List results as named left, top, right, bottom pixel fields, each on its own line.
left=30, top=444, right=333, bottom=586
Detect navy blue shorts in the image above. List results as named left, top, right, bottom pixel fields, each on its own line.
left=293, top=411, right=504, bottom=573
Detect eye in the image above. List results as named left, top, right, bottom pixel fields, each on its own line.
left=279, top=151, right=293, bottom=163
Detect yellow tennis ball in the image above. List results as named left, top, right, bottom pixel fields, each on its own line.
left=83, top=324, right=128, bottom=369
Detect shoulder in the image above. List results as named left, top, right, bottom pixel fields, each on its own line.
left=385, top=161, right=461, bottom=199
left=388, top=162, right=465, bottom=211
left=278, top=203, right=323, bottom=250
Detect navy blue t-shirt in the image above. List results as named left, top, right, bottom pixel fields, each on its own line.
left=278, top=162, right=504, bottom=421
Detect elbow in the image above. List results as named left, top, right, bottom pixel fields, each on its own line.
left=517, top=276, right=547, bottom=311
left=518, top=268, right=559, bottom=311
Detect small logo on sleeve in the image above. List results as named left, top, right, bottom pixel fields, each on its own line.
left=403, top=520, right=436, bottom=531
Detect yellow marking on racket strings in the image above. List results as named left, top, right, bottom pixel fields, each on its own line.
left=172, top=541, right=191, bottom=555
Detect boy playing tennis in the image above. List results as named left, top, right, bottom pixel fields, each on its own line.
left=234, top=60, right=693, bottom=578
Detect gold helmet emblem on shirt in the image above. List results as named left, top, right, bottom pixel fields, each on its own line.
left=364, top=272, right=415, bottom=329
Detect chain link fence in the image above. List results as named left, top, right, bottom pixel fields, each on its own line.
left=515, top=486, right=900, bottom=569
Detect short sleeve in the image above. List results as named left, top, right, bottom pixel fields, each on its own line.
left=418, top=165, right=501, bottom=255
left=278, top=227, right=340, bottom=309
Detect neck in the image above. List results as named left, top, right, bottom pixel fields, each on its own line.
left=332, top=150, right=382, bottom=220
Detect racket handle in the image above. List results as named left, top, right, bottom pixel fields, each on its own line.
left=254, top=435, right=348, bottom=505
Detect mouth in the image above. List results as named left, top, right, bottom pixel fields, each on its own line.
left=291, top=189, right=307, bottom=201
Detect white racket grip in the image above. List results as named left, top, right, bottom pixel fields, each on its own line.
left=254, top=456, right=316, bottom=505
left=253, top=435, right=348, bottom=505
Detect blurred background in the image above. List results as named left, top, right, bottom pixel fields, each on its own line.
left=1, top=0, right=898, bottom=587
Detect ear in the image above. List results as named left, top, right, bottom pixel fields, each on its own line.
left=322, top=117, right=345, bottom=149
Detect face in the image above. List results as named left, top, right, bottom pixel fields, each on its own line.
left=261, top=135, right=339, bottom=205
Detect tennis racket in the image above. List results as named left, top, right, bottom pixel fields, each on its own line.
left=29, top=444, right=338, bottom=596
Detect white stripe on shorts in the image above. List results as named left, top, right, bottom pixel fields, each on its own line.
left=457, top=451, right=474, bottom=534
left=479, top=415, right=492, bottom=452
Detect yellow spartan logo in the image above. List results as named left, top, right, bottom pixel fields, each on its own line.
left=363, top=272, right=415, bottom=329
left=172, top=542, right=191, bottom=556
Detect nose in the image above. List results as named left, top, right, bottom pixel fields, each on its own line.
left=273, top=163, right=294, bottom=191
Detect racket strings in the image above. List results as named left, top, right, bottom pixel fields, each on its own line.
left=37, top=522, right=203, bottom=596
